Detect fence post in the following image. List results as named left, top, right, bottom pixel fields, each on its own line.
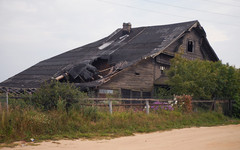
left=229, top=100, right=232, bottom=113
left=146, top=100, right=149, bottom=114
left=6, top=89, right=8, bottom=112
left=212, top=99, right=216, bottom=111
left=108, top=99, right=112, bottom=114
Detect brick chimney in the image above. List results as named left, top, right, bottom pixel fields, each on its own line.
left=122, top=22, right=132, bottom=35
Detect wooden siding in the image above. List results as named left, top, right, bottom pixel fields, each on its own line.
left=100, top=27, right=216, bottom=93
left=181, top=30, right=205, bottom=60
left=100, top=58, right=155, bottom=92
left=164, top=29, right=211, bottom=61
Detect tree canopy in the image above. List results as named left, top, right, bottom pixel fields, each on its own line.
left=167, top=53, right=240, bottom=100
left=161, top=53, right=240, bottom=117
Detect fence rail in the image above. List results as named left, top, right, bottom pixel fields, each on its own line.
left=0, top=96, right=230, bottom=103
left=85, top=98, right=229, bottom=103
left=0, top=94, right=233, bottom=114
left=80, top=98, right=231, bottom=114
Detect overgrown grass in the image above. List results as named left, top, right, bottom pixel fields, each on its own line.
left=1, top=104, right=239, bottom=143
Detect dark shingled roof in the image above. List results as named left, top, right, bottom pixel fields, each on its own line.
left=0, top=20, right=218, bottom=90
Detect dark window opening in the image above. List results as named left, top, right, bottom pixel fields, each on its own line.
left=121, top=89, right=131, bottom=98
left=131, top=91, right=141, bottom=104
left=160, top=66, right=165, bottom=75
left=132, top=91, right=141, bottom=98
left=142, top=92, right=151, bottom=98
left=160, top=70, right=164, bottom=75
left=187, top=41, right=194, bottom=52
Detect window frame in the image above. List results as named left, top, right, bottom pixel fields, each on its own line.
left=187, top=40, right=194, bottom=53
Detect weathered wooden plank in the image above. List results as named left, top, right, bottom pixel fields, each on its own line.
left=78, top=103, right=146, bottom=107
left=83, top=98, right=228, bottom=103
left=100, top=58, right=154, bottom=91
left=85, top=98, right=172, bottom=101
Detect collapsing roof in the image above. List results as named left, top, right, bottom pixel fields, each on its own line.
left=0, top=20, right=218, bottom=91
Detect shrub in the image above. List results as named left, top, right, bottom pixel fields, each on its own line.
left=155, top=88, right=172, bottom=99
left=176, top=95, right=192, bottom=113
left=233, top=95, right=240, bottom=118
left=31, top=81, right=87, bottom=111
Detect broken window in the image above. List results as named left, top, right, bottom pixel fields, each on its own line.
left=160, top=66, right=165, bottom=75
left=187, top=40, right=194, bottom=52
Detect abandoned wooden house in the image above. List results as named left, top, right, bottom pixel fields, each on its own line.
left=0, top=20, right=218, bottom=98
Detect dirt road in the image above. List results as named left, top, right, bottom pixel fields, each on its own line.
left=2, top=124, right=240, bottom=150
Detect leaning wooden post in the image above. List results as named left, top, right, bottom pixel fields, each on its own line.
left=146, top=100, right=149, bottom=114
left=108, top=99, right=113, bottom=114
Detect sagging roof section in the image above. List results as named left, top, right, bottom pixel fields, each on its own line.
left=0, top=20, right=218, bottom=90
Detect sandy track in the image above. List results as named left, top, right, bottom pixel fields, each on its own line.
left=2, top=124, right=240, bottom=150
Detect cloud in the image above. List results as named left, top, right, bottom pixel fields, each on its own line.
left=204, top=25, right=229, bottom=42
left=0, top=0, right=38, bottom=13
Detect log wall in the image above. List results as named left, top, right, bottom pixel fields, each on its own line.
left=100, top=58, right=155, bottom=92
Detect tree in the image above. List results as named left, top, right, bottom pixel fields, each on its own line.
left=164, top=53, right=240, bottom=116
left=167, top=54, right=218, bottom=99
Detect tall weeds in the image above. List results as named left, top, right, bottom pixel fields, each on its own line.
left=0, top=104, right=239, bottom=143
left=0, top=82, right=239, bottom=143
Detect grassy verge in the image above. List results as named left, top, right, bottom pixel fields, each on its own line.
left=1, top=106, right=239, bottom=144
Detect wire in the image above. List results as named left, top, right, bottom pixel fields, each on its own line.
left=231, top=0, right=240, bottom=3
left=97, top=0, right=191, bottom=20
left=97, top=0, right=240, bottom=27
left=144, top=0, right=240, bottom=18
left=199, top=0, right=240, bottom=8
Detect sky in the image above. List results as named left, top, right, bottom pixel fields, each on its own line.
left=0, top=0, right=240, bottom=82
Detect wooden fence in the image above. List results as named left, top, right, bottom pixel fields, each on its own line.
left=0, top=95, right=232, bottom=114
left=81, top=98, right=232, bottom=114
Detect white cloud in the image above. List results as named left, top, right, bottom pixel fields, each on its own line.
left=204, top=25, right=229, bottom=42
left=0, top=0, right=38, bottom=13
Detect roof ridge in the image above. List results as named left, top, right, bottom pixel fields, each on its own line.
left=132, top=20, right=198, bottom=29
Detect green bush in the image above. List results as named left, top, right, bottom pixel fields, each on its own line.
left=167, top=54, right=240, bottom=100
left=155, top=87, right=172, bottom=99
left=166, top=53, right=240, bottom=117
left=233, top=95, right=240, bottom=118
left=31, top=81, right=87, bottom=111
